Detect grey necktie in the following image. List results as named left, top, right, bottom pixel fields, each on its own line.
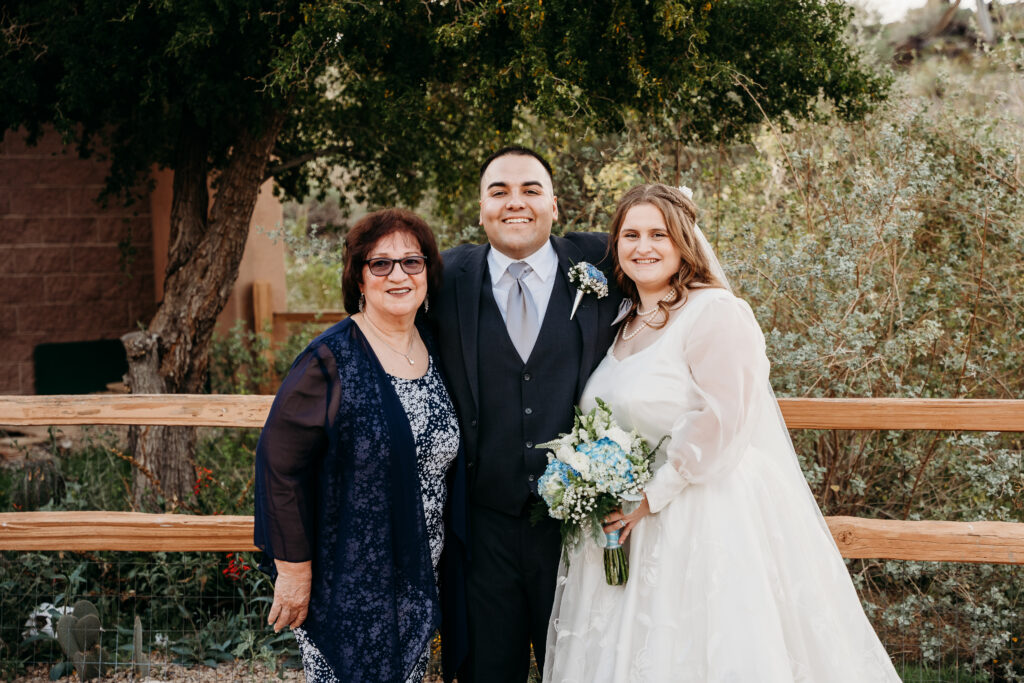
left=505, top=262, right=539, bottom=361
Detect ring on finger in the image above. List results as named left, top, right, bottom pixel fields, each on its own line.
left=619, top=519, right=626, bottom=528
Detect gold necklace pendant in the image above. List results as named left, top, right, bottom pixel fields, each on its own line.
left=362, top=314, right=416, bottom=365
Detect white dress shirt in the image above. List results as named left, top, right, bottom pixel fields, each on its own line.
left=487, top=240, right=559, bottom=326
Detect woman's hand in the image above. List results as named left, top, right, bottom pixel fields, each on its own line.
left=602, top=494, right=651, bottom=543
left=268, top=559, right=312, bottom=632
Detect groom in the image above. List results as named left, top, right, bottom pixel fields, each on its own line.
left=433, top=146, right=621, bottom=682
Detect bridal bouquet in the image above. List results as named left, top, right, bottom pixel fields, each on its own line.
left=536, top=398, right=664, bottom=585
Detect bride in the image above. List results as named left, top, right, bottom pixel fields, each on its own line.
left=543, top=184, right=900, bottom=682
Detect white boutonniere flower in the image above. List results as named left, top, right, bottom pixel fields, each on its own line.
left=568, top=261, right=609, bottom=320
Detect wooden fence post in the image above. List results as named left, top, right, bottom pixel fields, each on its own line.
left=252, top=280, right=274, bottom=338
left=252, top=280, right=276, bottom=385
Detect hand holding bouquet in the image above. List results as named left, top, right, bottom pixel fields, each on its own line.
left=536, top=398, right=665, bottom=585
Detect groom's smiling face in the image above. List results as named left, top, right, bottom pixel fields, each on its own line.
left=479, top=154, right=558, bottom=260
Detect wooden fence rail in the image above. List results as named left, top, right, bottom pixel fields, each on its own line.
left=0, top=512, right=1021, bottom=564
left=0, top=395, right=1022, bottom=561
left=2, top=395, right=1023, bottom=431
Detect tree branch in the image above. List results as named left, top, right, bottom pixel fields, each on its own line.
left=264, top=145, right=348, bottom=180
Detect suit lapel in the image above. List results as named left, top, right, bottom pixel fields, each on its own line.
left=455, top=246, right=488, bottom=410
left=552, top=237, right=600, bottom=400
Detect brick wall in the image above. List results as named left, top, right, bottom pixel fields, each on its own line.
left=0, top=128, right=157, bottom=394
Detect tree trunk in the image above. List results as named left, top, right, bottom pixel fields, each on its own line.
left=976, top=1, right=995, bottom=44
left=121, top=330, right=196, bottom=511
left=123, top=109, right=287, bottom=510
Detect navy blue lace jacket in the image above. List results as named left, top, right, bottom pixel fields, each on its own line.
left=254, top=318, right=467, bottom=682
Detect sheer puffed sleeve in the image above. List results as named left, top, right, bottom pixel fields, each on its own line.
left=644, top=294, right=770, bottom=514
left=254, top=344, right=338, bottom=563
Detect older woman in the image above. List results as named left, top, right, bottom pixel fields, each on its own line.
left=254, top=209, right=466, bottom=683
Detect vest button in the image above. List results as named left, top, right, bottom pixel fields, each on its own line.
left=525, top=441, right=534, bottom=449
left=524, top=407, right=533, bottom=415
left=528, top=474, right=536, bottom=482
left=523, top=372, right=532, bottom=381
left=470, top=419, right=478, bottom=427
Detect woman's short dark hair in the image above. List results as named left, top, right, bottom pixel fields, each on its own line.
left=341, top=208, right=443, bottom=314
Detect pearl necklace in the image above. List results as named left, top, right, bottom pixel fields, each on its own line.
left=619, top=316, right=650, bottom=341
left=362, top=313, right=417, bottom=365
left=636, top=290, right=677, bottom=316
left=621, top=291, right=676, bottom=341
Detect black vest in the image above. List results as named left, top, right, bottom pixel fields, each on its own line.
left=473, top=267, right=583, bottom=515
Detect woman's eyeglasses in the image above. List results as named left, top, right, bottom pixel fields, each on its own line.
left=364, top=255, right=428, bottom=277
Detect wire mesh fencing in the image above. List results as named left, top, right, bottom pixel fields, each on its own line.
left=0, top=551, right=1020, bottom=681
left=1, top=551, right=298, bottom=681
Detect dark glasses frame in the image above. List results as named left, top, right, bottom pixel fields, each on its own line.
left=364, top=255, right=428, bottom=277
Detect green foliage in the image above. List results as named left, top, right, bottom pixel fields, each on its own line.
left=0, top=549, right=300, bottom=678
left=896, top=662, right=992, bottom=682
left=168, top=602, right=300, bottom=672
left=266, top=199, right=347, bottom=312
left=208, top=321, right=274, bottom=396
left=52, top=432, right=134, bottom=514
left=9, top=459, right=65, bottom=512
left=525, top=37, right=1023, bottom=677
left=0, top=0, right=888, bottom=214
left=0, top=326, right=330, bottom=677
left=208, top=319, right=326, bottom=396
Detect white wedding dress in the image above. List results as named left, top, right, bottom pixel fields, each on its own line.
left=544, top=287, right=900, bottom=683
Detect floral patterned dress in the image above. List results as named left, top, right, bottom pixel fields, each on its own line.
left=294, top=355, right=460, bottom=683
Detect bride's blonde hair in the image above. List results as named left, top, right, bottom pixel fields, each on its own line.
left=608, top=184, right=726, bottom=328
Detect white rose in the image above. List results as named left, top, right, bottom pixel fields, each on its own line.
left=556, top=444, right=575, bottom=465
left=564, top=449, right=591, bottom=478
left=604, top=426, right=634, bottom=454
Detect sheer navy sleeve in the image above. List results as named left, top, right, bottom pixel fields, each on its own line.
left=254, top=344, right=340, bottom=565
left=252, top=319, right=445, bottom=681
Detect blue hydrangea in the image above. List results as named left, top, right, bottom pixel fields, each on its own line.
left=577, top=437, right=636, bottom=494
left=543, top=458, right=577, bottom=485
left=538, top=459, right=578, bottom=516
left=568, top=261, right=609, bottom=297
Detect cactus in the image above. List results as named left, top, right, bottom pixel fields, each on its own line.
left=132, top=615, right=152, bottom=678
left=55, top=600, right=109, bottom=680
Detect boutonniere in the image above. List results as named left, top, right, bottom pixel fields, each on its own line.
left=568, top=261, right=609, bottom=320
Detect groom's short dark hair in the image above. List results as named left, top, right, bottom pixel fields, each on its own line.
left=479, top=146, right=554, bottom=183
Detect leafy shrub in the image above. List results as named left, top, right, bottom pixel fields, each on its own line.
left=576, top=45, right=1024, bottom=679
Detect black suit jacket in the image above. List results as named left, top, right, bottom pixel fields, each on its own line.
left=432, top=232, right=623, bottom=473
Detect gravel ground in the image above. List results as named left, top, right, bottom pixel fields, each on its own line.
left=12, top=657, right=305, bottom=682
left=11, top=657, right=446, bottom=682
